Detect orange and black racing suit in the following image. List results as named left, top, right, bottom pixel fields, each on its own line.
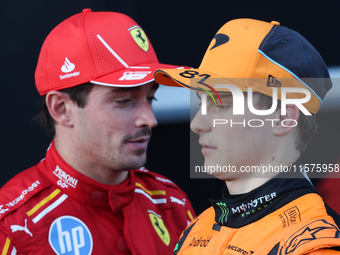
left=174, top=164, right=340, bottom=255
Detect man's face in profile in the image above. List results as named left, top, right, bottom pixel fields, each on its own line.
left=191, top=92, right=276, bottom=179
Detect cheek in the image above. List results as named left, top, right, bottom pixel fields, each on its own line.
left=76, top=107, right=120, bottom=142
left=213, top=123, right=263, bottom=157
left=93, top=104, right=132, bottom=130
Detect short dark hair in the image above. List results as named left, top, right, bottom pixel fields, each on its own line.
left=256, top=93, right=317, bottom=153
left=34, top=83, right=95, bottom=136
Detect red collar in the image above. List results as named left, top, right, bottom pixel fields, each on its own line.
left=38, top=141, right=135, bottom=212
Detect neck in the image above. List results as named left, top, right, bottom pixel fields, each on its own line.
left=54, top=137, right=129, bottom=185
left=225, top=149, right=300, bottom=195
left=225, top=177, right=271, bottom=195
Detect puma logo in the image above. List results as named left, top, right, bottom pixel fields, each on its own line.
left=11, top=219, right=33, bottom=237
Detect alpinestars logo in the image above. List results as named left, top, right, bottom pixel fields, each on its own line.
left=60, top=57, right=80, bottom=80
left=280, top=219, right=340, bottom=254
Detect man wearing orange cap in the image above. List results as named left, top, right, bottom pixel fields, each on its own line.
left=154, top=19, right=340, bottom=254
left=0, top=9, right=195, bottom=254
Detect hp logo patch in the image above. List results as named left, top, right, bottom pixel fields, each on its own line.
left=49, top=216, right=93, bottom=255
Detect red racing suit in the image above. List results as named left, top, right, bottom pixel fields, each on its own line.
left=0, top=141, right=195, bottom=254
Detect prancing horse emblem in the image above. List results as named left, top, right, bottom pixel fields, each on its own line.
left=148, top=210, right=170, bottom=246
left=129, top=26, right=149, bottom=52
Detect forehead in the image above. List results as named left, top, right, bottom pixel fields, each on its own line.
left=196, top=91, right=233, bottom=100
left=196, top=91, right=262, bottom=100
left=92, top=82, right=159, bottom=94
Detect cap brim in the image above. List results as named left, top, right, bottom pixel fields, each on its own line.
left=154, top=68, right=322, bottom=114
left=90, top=63, right=188, bottom=87
left=154, top=68, right=249, bottom=93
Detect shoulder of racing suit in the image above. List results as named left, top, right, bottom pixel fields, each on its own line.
left=173, top=176, right=340, bottom=255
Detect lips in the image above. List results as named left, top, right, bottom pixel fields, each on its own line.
left=199, top=141, right=216, bottom=148
left=127, top=137, right=150, bottom=143
left=125, top=136, right=150, bottom=149
left=199, top=141, right=217, bottom=155
left=123, top=128, right=152, bottom=151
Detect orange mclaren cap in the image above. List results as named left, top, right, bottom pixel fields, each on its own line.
left=154, top=19, right=332, bottom=114
left=35, top=9, right=187, bottom=95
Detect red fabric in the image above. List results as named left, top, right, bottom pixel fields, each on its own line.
left=0, top=141, right=195, bottom=254
left=35, top=9, right=188, bottom=95
left=315, top=183, right=340, bottom=213
left=314, top=158, right=340, bottom=214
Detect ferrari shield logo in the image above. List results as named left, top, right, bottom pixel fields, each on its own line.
left=129, top=26, right=149, bottom=52
left=148, top=210, right=170, bottom=246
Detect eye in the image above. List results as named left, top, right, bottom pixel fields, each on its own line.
left=115, top=98, right=132, bottom=105
left=147, top=96, right=157, bottom=104
left=217, top=104, right=230, bottom=110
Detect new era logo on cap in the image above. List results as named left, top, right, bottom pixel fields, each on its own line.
left=267, top=75, right=281, bottom=87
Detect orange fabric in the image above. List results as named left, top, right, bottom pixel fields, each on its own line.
left=306, top=249, right=340, bottom=255
left=175, top=194, right=340, bottom=255
left=154, top=18, right=324, bottom=114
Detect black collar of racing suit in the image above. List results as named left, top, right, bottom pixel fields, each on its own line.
left=210, top=159, right=317, bottom=228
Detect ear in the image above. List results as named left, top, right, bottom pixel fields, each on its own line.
left=273, top=105, right=300, bottom=136
left=45, top=91, right=75, bottom=128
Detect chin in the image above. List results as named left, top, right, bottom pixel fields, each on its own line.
left=134, top=148, right=147, bottom=157
left=122, top=156, right=146, bottom=170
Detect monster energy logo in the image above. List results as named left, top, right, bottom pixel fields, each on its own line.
left=216, top=202, right=229, bottom=225
left=174, top=243, right=179, bottom=252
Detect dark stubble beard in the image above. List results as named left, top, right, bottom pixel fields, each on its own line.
left=115, top=127, right=152, bottom=170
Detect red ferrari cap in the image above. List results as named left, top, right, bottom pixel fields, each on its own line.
left=35, top=8, right=185, bottom=95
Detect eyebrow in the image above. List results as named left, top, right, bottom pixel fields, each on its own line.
left=151, top=83, right=159, bottom=90
left=196, top=91, right=233, bottom=101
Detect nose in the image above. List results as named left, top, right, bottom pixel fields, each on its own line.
left=135, top=102, right=158, bottom=128
left=190, top=108, right=211, bottom=134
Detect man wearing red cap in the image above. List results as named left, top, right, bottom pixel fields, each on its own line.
left=0, top=9, right=195, bottom=254
left=154, top=19, right=340, bottom=254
